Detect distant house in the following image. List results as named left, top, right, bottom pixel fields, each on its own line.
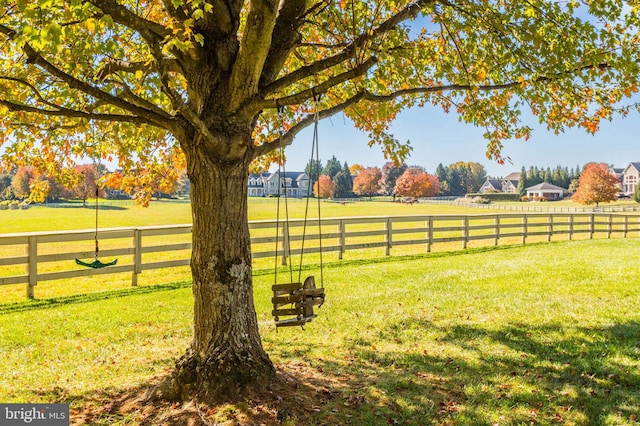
left=525, top=182, right=566, bottom=200
left=478, top=178, right=503, bottom=193
left=621, top=162, right=640, bottom=195
left=248, top=171, right=311, bottom=198
left=478, top=172, right=521, bottom=194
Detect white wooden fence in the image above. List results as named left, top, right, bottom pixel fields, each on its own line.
left=2, top=212, right=639, bottom=299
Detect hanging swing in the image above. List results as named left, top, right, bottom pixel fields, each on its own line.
left=271, top=101, right=325, bottom=328
left=75, top=144, right=118, bottom=269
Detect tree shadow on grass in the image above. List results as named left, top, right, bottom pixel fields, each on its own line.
left=30, top=319, right=640, bottom=425
left=0, top=282, right=191, bottom=315
left=343, top=318, right=640, bottom=425
left=55, top=361, right=375, bottom=425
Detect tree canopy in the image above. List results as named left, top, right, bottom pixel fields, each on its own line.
left=2, top=0, right=640, bottom=401
left=572, top=162, right=620, bottom=206
left=352, top=166, right=382, bottom=198
left=1, top=1, right=639, bottom=179
left=394, top=167, right=439, bottom=198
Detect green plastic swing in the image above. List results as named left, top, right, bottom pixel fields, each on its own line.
left=75, top=183, right=118, bottom=269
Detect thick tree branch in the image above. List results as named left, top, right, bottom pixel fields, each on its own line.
left=199, top=0, right=240, bottom=36
left=86, top=0, right=170, bottom=44
left=228, top=0, right=280, bottom=111
left=259, top=0, right=309, bottom=85
left=249, top=56, right=378, bottom=113
left=261, top=47, right=357, bottom=97
left=0, top=98, right=156, bottom=126
left=260, top=0, right=433, bottom=99
left=0, top=76, right=62, bottom=110
left=254, top=59, right=612, bottom=158
left=116, top=86, right=174, bottom=121
left=253, top=91, right=366, bottom=158
left=95, top=58, right=182, bottom=81
left=160, top=0, right=189, bottom=21
left=0, top=23, right=174, bottom=130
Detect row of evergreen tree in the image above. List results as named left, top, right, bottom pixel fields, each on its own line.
left=434, top=162, right=487, bottom=196
left=304, top=156, right=355, bottom=198
left=515, top=165, right=582, bottom=195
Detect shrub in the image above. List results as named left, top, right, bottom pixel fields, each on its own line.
left=469, top=196, right=490, bottom=204
left=466, top=192, right=520, bottom=202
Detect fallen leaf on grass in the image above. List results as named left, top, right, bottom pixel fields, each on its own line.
left=438, top=400, right=458, bottom=414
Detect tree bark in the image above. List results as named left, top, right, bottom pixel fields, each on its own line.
left=155, top=134, right=274, bottom=403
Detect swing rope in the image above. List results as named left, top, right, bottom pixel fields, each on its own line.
left=298, top=97, right=324, bottom=287
left=75, top=136, right=118, bottom=269
left=274, top=106, right=294, bottom=285
left=93, top=183, right=100, bottom=260
left=270, top=97, right=325, bottom=328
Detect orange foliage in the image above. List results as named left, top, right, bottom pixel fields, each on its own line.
left=394, top=168, right=440, bottom=198
left=571, top=163, right=619, bottom=206
left=352, top=167, right=382, bottom=197
left=313, top=175, right=334, bottom=199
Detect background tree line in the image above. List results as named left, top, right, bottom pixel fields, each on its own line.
left=0, top=165, right=188, bottom=203
left=306, top=157, right=487, bottom=199
left=516, top=165, right=582, bottom=196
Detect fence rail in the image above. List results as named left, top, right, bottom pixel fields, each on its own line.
left=421, top=198, right=640, bottom=213
left=2, top=212, right=639, bottom=299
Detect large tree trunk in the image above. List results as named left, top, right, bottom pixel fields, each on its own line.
left=156, top=135, right=274, bottom=402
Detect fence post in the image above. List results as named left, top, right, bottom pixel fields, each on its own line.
left=521, top=215, right=527, bottom=244
left=462, top=216, right=469, bottom=249
left=427, top=216, right=433, bottom=253
left=385, top=217, right=392, bottom=256
left=26, top=236, right=37, bottom=299
left=623, top=215, right=628, bottom=238
left=547, top=214, right=552, bottom=242
left=338, top=219, right=345, bottom=260
left=589, top=214, right=594, bottom=239
left=281, top=222, right=289, bottom=266
left=568, top=214, right=574, bottom=241
left=132, top=229, right=142, bottom=287
left=494, top=215, right=500, bottom=246
left=607, top=214, right=612, bottom=239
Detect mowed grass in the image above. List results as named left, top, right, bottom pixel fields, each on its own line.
left=0, top=198, right=501, bottom=234
left=1, top=238, right=639, bottom=425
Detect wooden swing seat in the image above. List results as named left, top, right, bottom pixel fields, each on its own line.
left=272, top=276, right=325, bottom=327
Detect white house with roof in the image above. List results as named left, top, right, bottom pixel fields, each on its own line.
left=525, top=182, right=566, bottom=200
left=248, top=171, right=311, bottom=198
left=621, top=162, right=640, bottom=195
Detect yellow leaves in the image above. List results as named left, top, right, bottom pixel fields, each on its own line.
left=623, top=84, right=638, bottom=97
left=28, top=179, right=50, bottom=203
left=581, top=119, right=600, bottom=134
left=84, top=18, right=97, bottom=33
left=596, top=107, right=610, bottom=119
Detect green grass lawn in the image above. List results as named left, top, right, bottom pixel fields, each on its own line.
left=0, top=198, right=502, bottom=234
left=1, top=238, right=639, bottom=425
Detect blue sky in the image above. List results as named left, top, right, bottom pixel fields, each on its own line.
left=280, top=104, right=639, bottom=178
